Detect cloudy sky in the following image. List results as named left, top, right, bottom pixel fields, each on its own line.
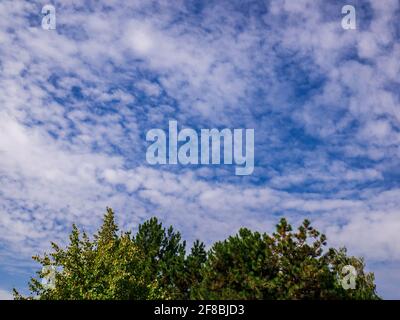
left=0, top=0, right=399, bottom=299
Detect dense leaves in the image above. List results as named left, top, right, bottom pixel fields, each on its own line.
left=14, top=209, right=380, bottom=300
left=193, top=219, right=378, bottom=299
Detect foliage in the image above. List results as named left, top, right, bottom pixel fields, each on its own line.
left=133, top=217, right=206, bottom=298
left=14, top=210, right=380, bottom=300
left=14, top=209, right=165, bottom=299
left=193, top=218, right=379, bottom=299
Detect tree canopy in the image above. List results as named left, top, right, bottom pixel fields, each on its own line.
left=14, top=208, right=380, bottom=300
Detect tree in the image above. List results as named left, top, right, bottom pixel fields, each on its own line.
left=14, top=208, right=165, bottom=300
left=193, top=218, right=380, bottom=299
left=133, top=217, right=206, bottom=299
left=183, top=240, right=207, bottom=298
left=192, top=227, right=277, bottom=299
left=14, top=211, right=380, bottom=300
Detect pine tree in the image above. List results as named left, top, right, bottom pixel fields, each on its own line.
left=193, top=218, right=380, bottom=300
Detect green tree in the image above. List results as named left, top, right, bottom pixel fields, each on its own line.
left=193, top=218, right=380, bottom=300
left=133, top=217, right=206, bottom=299
left=192, top=227, right=277, bottom=299
left=15, top=211, right=379, bottom=300
left=14, top=208, right=165, bottom=300
left=183, top=240, right=207, bottom=298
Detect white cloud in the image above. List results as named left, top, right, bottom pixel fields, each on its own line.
left=136, top=80, right=161, bottom=97
left=0, top=289, right=12, bottom=300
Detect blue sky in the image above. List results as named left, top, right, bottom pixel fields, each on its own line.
left=0, top=0, right=400, bottom=299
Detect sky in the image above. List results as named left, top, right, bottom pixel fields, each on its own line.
left=0, top=0, right=400, bottom=299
